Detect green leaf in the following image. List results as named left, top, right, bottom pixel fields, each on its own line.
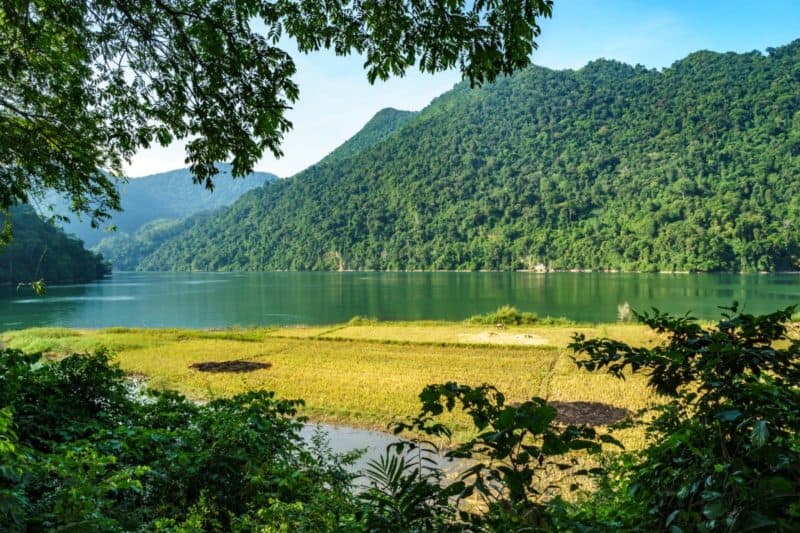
left=703, top=502, right=726, bottom=520
left=750, top=420, right=769, bottom=448
left=717, top=409, right=742, bottom=422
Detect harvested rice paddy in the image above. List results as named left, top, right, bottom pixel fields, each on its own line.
left=2, top=322, right=661, bottom=446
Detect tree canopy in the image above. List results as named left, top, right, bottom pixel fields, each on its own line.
left=0, top=0, right=553, bottom=229
left=0, top=205, right=109, bottom=285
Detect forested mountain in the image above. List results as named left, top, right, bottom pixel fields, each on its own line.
left=0, top=205, right=109, bottom=285
left=43, top=164, right=276, bottom=247
left=93, top=218, right=192, bottom=271
left=140, top=41, right=800, bottom=273
left=318, top=108, right=418, bottom=166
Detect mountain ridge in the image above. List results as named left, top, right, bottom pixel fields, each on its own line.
left=136, top=39, right=800, bottom=273
left=316, top=108, right=418, bottom=168
left=42, top=164, right=277, bottom=248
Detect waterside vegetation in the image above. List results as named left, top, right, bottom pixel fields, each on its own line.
left=1, top=305, right=797, bottom=530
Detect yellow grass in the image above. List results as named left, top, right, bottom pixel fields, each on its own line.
left=324, top=322, right=659, bottom=348
left=2, top=322, right=659, bottom=446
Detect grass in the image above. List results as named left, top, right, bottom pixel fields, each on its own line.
left=2, top=322, right=659, bottom=446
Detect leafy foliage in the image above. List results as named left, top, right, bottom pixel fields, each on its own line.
left=468, top=305, right=540, bottom=325
left=360, top=441, right=460, bottom=531
left=0, top=205, right=109, bottom=285
left=138, top=40, right=800, bottom=273
left=570, top=304, right=800, bottom=531
left=390, top=382, right=615, bottom=529
left=0, top=348, right=363, bottom=531
left=1, top=0, right=553, bottom=228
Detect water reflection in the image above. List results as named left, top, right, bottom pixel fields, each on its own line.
left=300, top=423, right=463, bottom=478
left=0, top=271, right=798, bottom=330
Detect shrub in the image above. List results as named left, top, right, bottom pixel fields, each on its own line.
left=570, top=304, right=800, bottom=531
left=467, top=305, right=539, bottom=325
left=348, top=315, right=378, bottom=326
left=378, top=382, right=618, bottom=530
left=0, top=349, right=362, bottom=531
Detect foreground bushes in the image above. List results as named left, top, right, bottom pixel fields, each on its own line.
left=1, top=304, right=798, bottom=531
left=0, top=349, right=360, bottom=531
left=569, top=304, right=800, bottom=531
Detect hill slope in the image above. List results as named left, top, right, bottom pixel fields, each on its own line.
left=140, top=41, right=800, bottom=273
left=317, top=108, right=418, bottom=166
left=93, top=218, right=191, bottom=272
left=0, top=205, right=109, bottom=285
left=44, top=164, right=276, bottom=247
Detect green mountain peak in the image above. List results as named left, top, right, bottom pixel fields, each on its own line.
left=134, top=38, right=800, bottom=273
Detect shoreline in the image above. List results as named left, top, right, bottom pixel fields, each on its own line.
left=104, top=269, right=797, bottom=275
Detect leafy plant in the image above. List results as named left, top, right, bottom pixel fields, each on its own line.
left=0, top=348, right=363, bottom=530
left=392, top=382, right=618, bottom=529
left=570, top=304, right=800, bottom=531
left=468, top=305, right=540, bottom=325
left=348, top=315, right=379, bottom=326
left=360, top=439, right=460, bottom=531
left=0, top=407, right=28, bottom=528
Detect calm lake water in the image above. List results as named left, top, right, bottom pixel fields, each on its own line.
left=1, top=271, right=799, bottom=330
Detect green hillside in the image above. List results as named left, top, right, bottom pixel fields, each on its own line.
left=44, top=164, right=276, bottom=248
left=93, top=218, right=192, bottom=272
left=317, top=108, right=418, bottom=166
left=140, top=41, right=800, bottom=273
left=0, top=205, right=109, bottom=285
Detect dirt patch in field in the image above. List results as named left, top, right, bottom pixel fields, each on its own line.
left=459, top=331, right=549, bottom=345
left=189, top=360, right=272, bottom=373
left=550, top=401, right=629, bottom=426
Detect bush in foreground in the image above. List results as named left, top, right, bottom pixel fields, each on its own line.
left=569, top=304, right=800, bottom=531
left=0, top=349, right=361, bottom=531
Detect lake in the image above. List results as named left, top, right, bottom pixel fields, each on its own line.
left=1, top=271, right=799, bottom=330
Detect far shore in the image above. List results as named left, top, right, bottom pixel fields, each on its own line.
left=101, top=268, right=794, bottom=274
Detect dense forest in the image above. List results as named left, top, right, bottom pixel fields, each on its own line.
left=317, top=108, right=418, bottom=166
left=137, top=41, right=800, bottom=273
left=43, top=164, right=276, bottom=248
left=94, top=218, right=194, bottom=272
left=0, top=205, right=109, bottom=285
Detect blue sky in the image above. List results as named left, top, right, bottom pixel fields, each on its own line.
left=127, top=0, right=800, bottom=178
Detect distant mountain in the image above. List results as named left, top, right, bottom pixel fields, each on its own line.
left=42, top=164, right=277, bottom=247
left=138, top=40, right=800, bottom=273
left=0, top=205, right=109, bottom=285
left=94, top=216, right=199, bottom=272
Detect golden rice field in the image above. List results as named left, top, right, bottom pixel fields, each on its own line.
left=1, top=322, right=664, bottom=446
